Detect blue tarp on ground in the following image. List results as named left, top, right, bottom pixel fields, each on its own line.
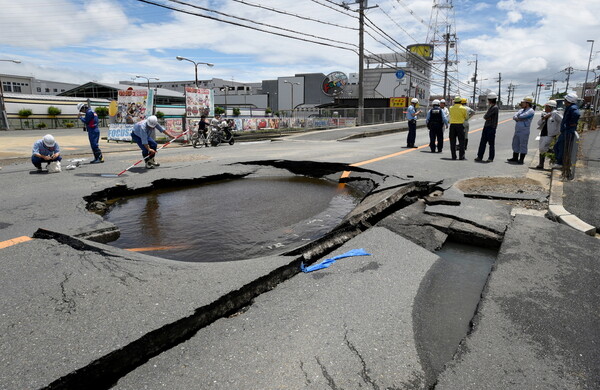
left=300, top=248, right=372, bottom=273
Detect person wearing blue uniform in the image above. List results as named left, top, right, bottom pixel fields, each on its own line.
left=131, top=115, right=171, bottom=169
left=77, top=102, right=103, bottom=164
left=507, top=96, right=535, bottom=165
left=426, top=99, right=448, bottom=153
left=553, top=92, right=580, bottom=168
left=31, top=134, right=62, bottom=172
left=406, top=98, right=422, bottom=148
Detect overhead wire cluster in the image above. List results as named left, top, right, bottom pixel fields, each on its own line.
left=134, top=0, right=474, bottom=97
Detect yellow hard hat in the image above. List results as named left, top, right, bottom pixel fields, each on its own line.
left=454, top=96, right=462, bottom=103
left=461, top=98, right=467, bottom=104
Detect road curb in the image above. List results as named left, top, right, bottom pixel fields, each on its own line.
left=548, top=167, right=597, bottom=236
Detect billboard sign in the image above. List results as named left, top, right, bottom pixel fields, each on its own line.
left=390, top=97, right=408, bottom=108
left=407, top=44, right=434, bottom=61
left=322, top=71, right=348, bottom=96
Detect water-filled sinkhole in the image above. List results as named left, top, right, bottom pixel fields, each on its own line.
left=104, top=176, right=363, bottom=262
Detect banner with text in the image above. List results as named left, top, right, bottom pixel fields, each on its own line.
left=107, top=124, right=134, bottom=142
left=116, top=90, right=148, bottom=124
left=185, top=87, right=213, bottom=118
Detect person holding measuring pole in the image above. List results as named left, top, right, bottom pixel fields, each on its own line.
left=77, top=102, right=103, bottom=164
left=131, top=115, right=172, bottom=169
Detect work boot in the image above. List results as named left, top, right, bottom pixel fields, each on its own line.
left=535, top=155, right=545, bottom=170
left=517, top=153, right=526, bottom=165
left=507, top=152, right=518, bottom=162
left=145, top=160, right=155, bottom=169
left=148, top=157, right=160, bottom=167
left=90, top=152, right=104, bottom=164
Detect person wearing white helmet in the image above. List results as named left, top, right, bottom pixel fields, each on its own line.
left=448, top=96, right=469, bottom=160
left=507, top=96, right=535, bottom=164
left=475, top=92, right=499, bottom=162
left=131, top=115, right=172, bottom=169
left=77, top=102, right=103, bottom=164
left=31, top=134, right=61, bottom=172
left=439, top=98, right=449, bottom=133
left=405, top=98, right=422, bottom=148
left=534, top=100, right=562, bottom=169
left=426, top=99, right=448, bottom=153
left=553, top=92, right=580, bottom=168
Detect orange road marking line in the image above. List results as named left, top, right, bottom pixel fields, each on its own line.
left=339, top=118, right=512, bottom=181
left=0, top=236, right=33, bottom=249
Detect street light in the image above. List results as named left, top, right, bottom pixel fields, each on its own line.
left=135, top=75, right=159, bottom=90
left=283, top=80, right=300, bottom=116
left=175, top=56, right=214, bottom=87
left=0, top=59, right=22, bottom=130
left=583, top=40, right=595, bottom=101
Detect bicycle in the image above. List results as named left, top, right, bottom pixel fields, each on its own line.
left=192, top=125, right=220, bottom=148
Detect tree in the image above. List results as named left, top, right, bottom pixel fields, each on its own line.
left=214, top=106, right=225, bottom=115
left=18, top=109, right=32, bottom=117
left=155, top=111, right=165, bottom=119
left=232, top=107, right=241, bottom=116
left=95, top=106, right=109, bottom=118
left=47, top=106, right=61, bottom=128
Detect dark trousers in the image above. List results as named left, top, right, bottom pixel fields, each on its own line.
left=406, top=120, right=417, bottom=146
left=131, top=133, right=157, bottom=158
left=477, top=126, right=496, bottom=161
left=32, top=155, right=62, bottom=168
left=87, top=128, right=101, bottom=154
left=449, top=124, right=465, bottom=159
left=554, top=132, right=575, bottom=165
left=428, top=125, right=443, bottom=152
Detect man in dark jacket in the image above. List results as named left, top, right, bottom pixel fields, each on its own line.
left=426, top=99, right=448, bottom=153
left=553, top=92, right=580, bottom=168
left=475, top=92, right=499, bottom=162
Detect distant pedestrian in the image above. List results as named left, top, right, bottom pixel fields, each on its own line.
left=507, top=96, right=535, bottom=165
left=77, top=102, right=103, bottom=164
left=535, top=100, right=562, bottom=169
left=426, top=99, right=448, bottom=153
left=405, top=98, right=422, bottom=148
left=440, top=98, right=450, bottom=135
left=475, top=92, right=499, bottom=162
left=461, top=98, right=475, bottom=150
left=131, top=115, right=172, bottom=169
left=31, top=134, right=61, bottom=172
left=448, top=96, right=468, bottom=160
left=553, top=92, right=580, bottom=168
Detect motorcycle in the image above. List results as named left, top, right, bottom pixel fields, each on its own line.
left=212, top=119, right=236, bottom=146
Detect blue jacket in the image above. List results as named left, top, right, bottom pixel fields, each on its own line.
left=407, top=105, right=418, bottom=120
left=513, top=107, right=535, bottom=132
left=32, top=139, right=60, bottom=156
left=132, top=119, right=166, bottom=145
left=560, top=104, right=580, bottom=134
left=79, top=108, right=99, bottom=130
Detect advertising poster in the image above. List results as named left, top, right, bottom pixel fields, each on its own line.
left=116, top=89, right=148, bottom=123
left=107, top=124, right=134, bottom=142
left=165, top=118, right=185, bottom=138
left=185, top=87, right=213, bottom=118
left=390, top=97, right=408, bottom=108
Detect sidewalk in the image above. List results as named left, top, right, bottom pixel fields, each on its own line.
left=558, top=128, right=600, bottom=234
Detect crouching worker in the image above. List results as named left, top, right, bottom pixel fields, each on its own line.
left=131, top=115, right=171, bottom=169
left=32, top=134, right=61, bottom=172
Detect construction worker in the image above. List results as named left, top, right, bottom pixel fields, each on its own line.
left=461, top=98, right=475, bottom=150
left=475, top=92, right=499, bottom=162
left=448, top=96, right=469, bottom=160
left=31, top=134, right=61, bottom=172
left=553, top=92, right=580, bottom=168
left=77, top=102, right=103, bottom=164
left=440, top=98, right=450, bottom=135
left=406, top=98, right=422, bottom=148
left=131, top=115, right=172, bottom=169
left=535, top=100, right=562, bottom=169
left=507, top=96, right=535, bottom=165
left=426, top=99, right=448, bottom=153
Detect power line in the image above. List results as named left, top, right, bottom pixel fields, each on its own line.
left=164, top=0, right=355, bottom=48
left=394, top=0, right=429, bottom=28
left=231, top=0, right=358, bottom=30
left=376, top=6, right=419, bottom=43
left=135, top=0, right=358, bottom=53
left=309, top=0, right=358, bottom=18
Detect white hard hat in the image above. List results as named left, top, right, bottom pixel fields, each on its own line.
left=146, top=115, right=158, bottom=127
left=487, top=92, right=498, bottom=99
left=411, top=98, right=419, bottom=104
left=440, top=99, right=446, bottom=103
left=77, top=102, right=86, bottom=112
left=43, top=134, right=55, bottom=147
left=432, top=99, right=440, bottom=105
left=565, top=92, right=578, bottom=103
left=545, top=100, right=557, bottom=108
left=521, top=96, right=534, bottom=104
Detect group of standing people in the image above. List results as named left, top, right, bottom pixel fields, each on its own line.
left=411, top=91, right=580, bottom=169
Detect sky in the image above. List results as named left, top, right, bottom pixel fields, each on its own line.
left=0, top=0, right=599, bottom=102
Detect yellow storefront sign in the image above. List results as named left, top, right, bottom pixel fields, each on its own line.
left=390, top=97, right=407, bottom=108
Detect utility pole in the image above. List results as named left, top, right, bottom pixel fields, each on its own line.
left=551, top=79, right=557, bottom=96
left=469, top=54, right=478, bottom=109
left=507, top=82, right=513, bottom=107
left=358, top=0, right=365, bottom=126
left=564, top=66, right=574, bottom=93
left=443, top=25, right=451, bottom=101
left=497, top=72, right=502, bottom=107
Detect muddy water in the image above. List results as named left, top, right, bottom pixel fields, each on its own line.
left=105, top=176, right=362, bottom=262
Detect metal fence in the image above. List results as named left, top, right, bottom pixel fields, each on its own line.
left=276, top=107, right=408, bottom=125
left=5, top=117, right=109, bottom=130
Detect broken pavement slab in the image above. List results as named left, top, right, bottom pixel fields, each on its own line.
left=436, top=214, right=600, bottom=389
left=114, top=227, right=440, bottom=390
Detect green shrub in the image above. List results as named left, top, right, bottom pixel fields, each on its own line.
left=65, top=122, right=75, bottom=128
left=37, top=122, right=47, bottom=128
left=214, top=106, right=225, bottom=115
left=47, top=106, right=61, bottom=116
left=232, top=107, right=241, bottom=116
left=95, top=106, right=109, bottom=118
left=18, top=109, right=32, bottom=117
left=155, top=111, right=165, bottom=119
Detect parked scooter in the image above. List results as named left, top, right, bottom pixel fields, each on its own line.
left=211, top=118, right=235, bottom=146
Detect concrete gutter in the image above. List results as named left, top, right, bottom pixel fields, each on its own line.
left=548, top=167, right=597, bottom=236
